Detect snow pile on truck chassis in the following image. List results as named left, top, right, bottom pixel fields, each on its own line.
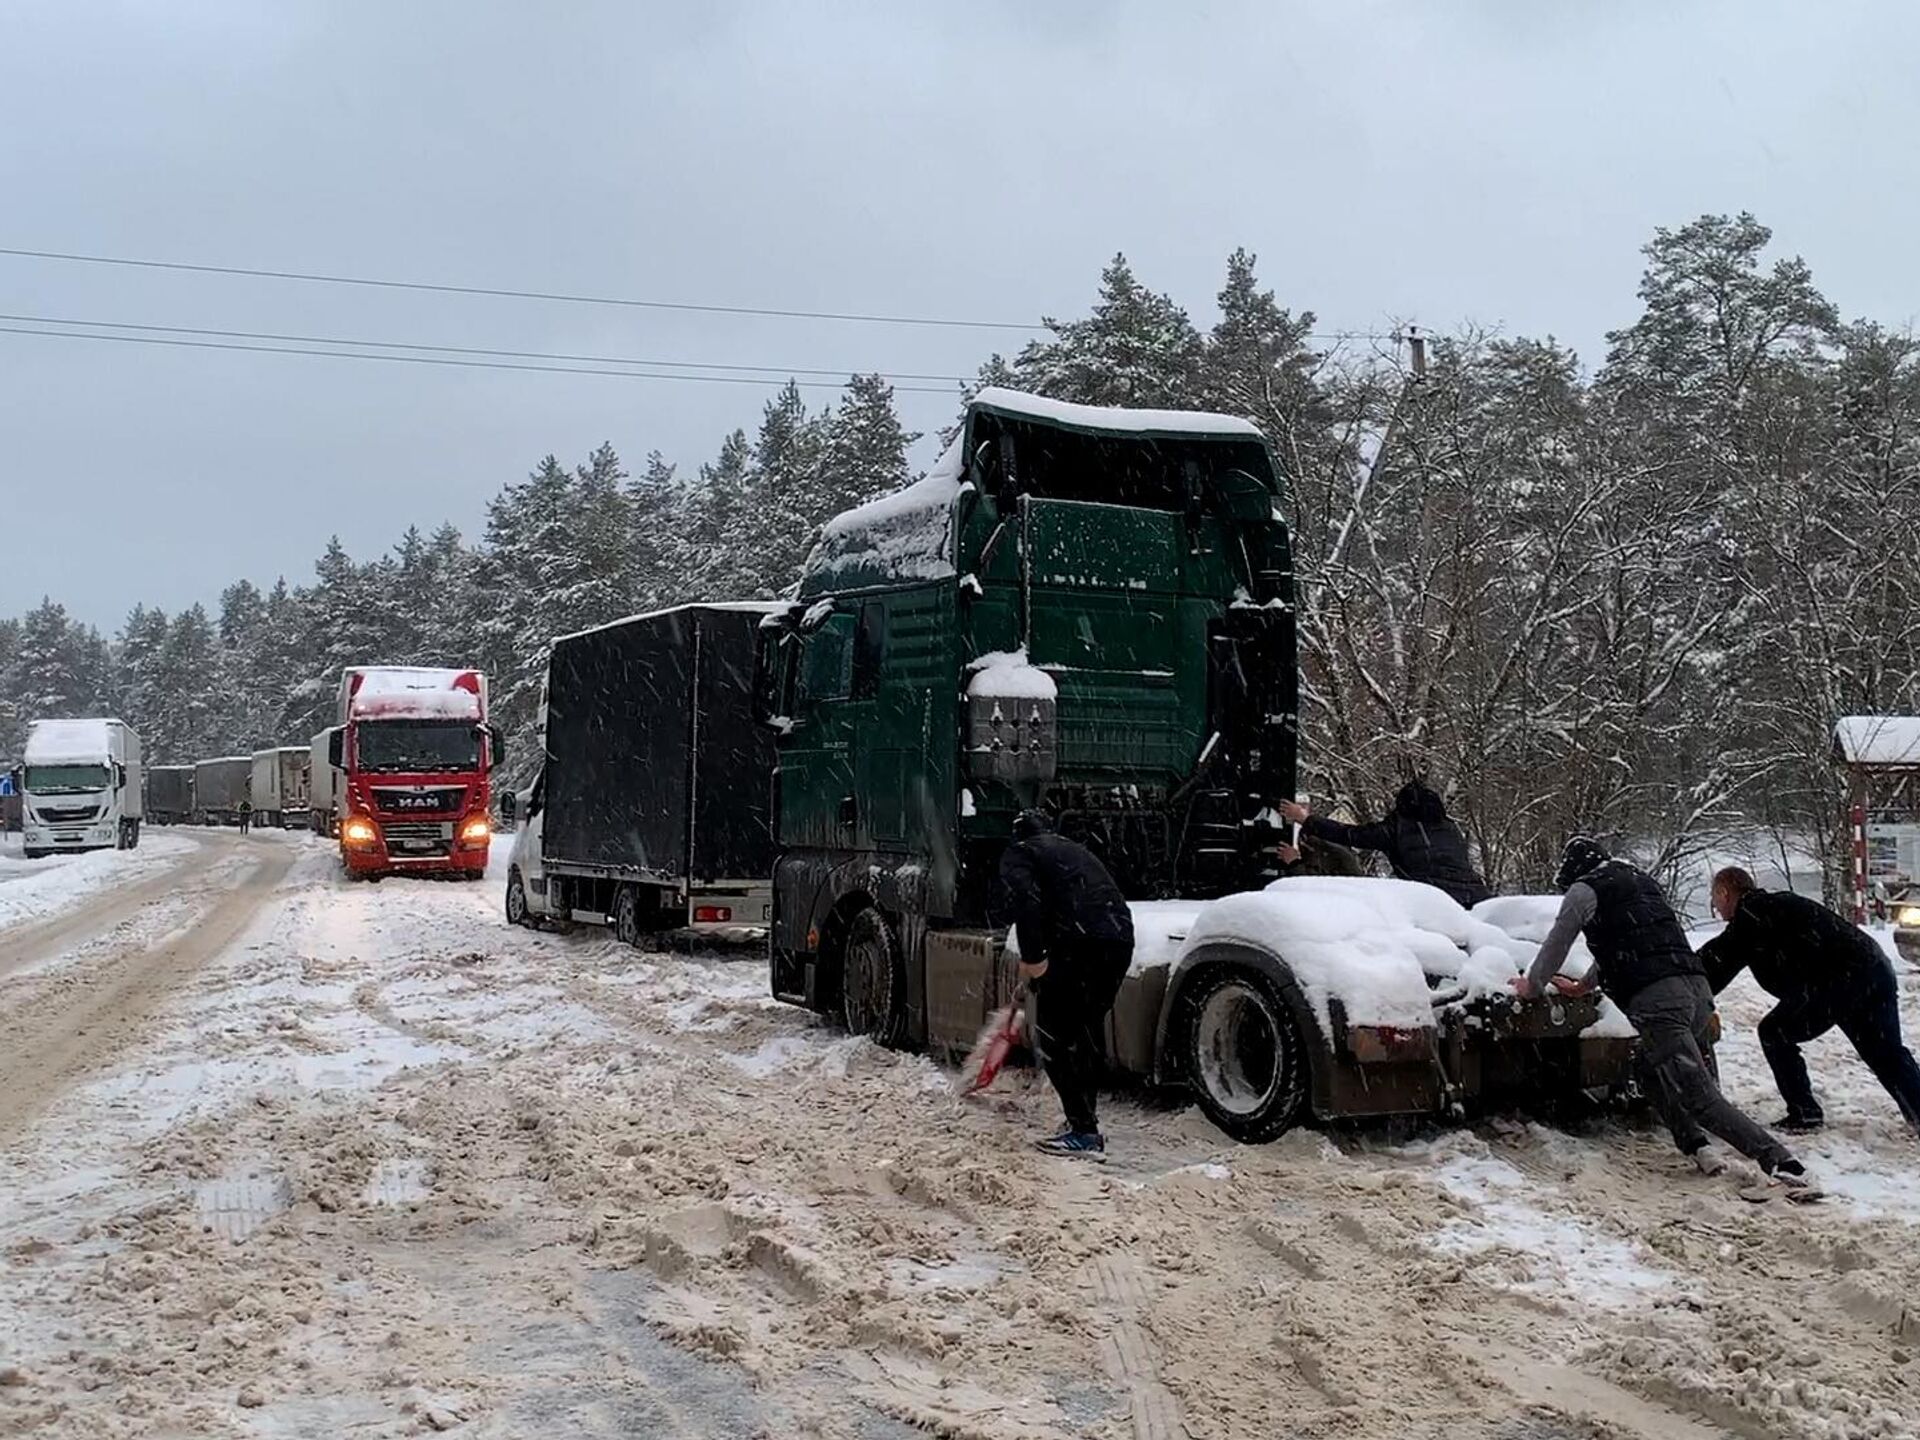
left=1173, top=877, right=1628, bottom=1039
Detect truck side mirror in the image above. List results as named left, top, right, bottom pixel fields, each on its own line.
left=486, top=725, right=506, bottom=768
left=327, top=730, right=344, bottom=769
left=499, top=789, right=517, bottom=825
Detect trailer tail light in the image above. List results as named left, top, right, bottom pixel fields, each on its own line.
left=694, top=905, right=733, bottom=924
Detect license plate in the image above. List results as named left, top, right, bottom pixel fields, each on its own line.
left=397, top=839, right=436, bottom=851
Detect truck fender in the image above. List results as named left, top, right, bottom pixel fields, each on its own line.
left=1153, top=941, right=1339, bottom=1121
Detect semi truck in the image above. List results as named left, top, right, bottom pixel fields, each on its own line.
left=194, top=756, right=253, bottom=826
left=250, top=746, right=311, bottom=828
left=756, top=388, right=1633, bottom=1141
left=506, top=604, right=779, bottom=938
left=145, top=765, right=195, bottom=825
left=328, top=667, right=498, bottom=880
left=20, top=718, right=143, bottom=857
left=308, top=727, right=341, bottom=835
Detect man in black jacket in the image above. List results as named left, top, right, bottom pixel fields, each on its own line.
left=996, top=811, right=1135, bottom=1159
left=1513, top=838, right=1807, bottom=1185
left=1701, top=867, right=1920, bottom=1136
left=1277, top=780, right=1493, bottom=907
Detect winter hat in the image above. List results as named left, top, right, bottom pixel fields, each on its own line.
left=1394, top=779, right=1447, bottom=823
left=1555, top=836, right=1610, bottom=892
left=1012, top=809, right=1054, bottom=841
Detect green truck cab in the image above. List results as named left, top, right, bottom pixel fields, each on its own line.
left=757, top=388, right=1296, bottom=1046
left=758, top=388, right=1637, bottom=1143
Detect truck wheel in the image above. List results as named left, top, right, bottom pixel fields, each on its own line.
left=614, top=886, right=643, bottom=947
left=506, top=868, right=534, bottom=927
left=1184, top=966, right=1309, bottom=1143
left=842, top=908, right=906, bottom=1046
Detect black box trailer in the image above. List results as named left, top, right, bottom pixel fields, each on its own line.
left=146, top=765, right=196, bottom=825
left=506, top=603, right=780, bottom=939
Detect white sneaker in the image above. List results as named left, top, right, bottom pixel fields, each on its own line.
left=1690, top=1146, right=1728, bottom=1177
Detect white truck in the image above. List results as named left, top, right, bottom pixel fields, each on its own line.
left=20, top=718, right=143, bottom=858
left=308, top=728, right=341, bottom=835
left=250, top=746, right=311, bottom=828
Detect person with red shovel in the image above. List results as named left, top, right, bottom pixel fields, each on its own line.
left=994, top=810, right=1134, bottom=1160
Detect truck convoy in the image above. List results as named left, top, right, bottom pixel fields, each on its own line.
left=753, top=388, right=1633, bottom=1141
left=250, top=746, right=311, bottom=828
left=193, top=756, right=253, bottom=826
left=19, top=718, right=143, bottom=857
left=145, top=765, right=195, bottom=825
left=328, top=667, right=498, bottom=880
left=308, top=727, right=341, bottom=835
left=506, top=604, right=779, bottom=937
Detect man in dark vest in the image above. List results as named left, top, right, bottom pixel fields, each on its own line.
left=996, top=811, right=1135, bottom=1159
left=1700, top=866, right=1920, bottom=1136
left=1512, top=837, right=1807, bottom=1186
left=1278, top=780, right=1493, bottom=908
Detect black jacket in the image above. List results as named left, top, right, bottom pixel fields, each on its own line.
left=1581, top=859, right=1704, bottom=1004
left=1699, top=889, right=1885, bottom=1000
left=996, top=832, right=1134, bottom=969
left=1301, top=781, right=1493, bottom=907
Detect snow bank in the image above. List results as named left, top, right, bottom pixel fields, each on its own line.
left=807, top=437, right=967, bottom=588
left=23, top=718, right=120, bottom=763
left=970, top=386, right=1264, bottom=439
left=1835, top=715, right=1920, bottom=767
left=965, top=648, right=1057, bottom=701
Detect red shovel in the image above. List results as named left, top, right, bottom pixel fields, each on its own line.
left=960, top=1003, right=1026, bottom=1096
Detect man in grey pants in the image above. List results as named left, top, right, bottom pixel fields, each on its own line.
left=1511, top=837, right=1809, bottom=1186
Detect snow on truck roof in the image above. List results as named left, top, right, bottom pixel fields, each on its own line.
left=551, top=600, right=787, bottom=647
left=23, top=718, right=122, bottom=762
left=967, top=386, right=1265, bottom=439
left=805, top=391, right=1267, bottom=593
left=1834, top=715, right=1920, bottom=766
left=345, top=667, right=484, bottom=721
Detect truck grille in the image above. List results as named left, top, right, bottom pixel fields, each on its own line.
left=372, top=786, right=465, bottom=815
left=382, top=819, right=452, bottom=857
left=39, top=806, right=99, bottom=823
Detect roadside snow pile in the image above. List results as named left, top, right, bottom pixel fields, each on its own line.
left=807, top=437, right=967, bottom=587
left=965, top=648, right=1057, bottom=701
left=0, top=833, right=196, bottom=933
left=1179, top=878, right=1636, bottom=1040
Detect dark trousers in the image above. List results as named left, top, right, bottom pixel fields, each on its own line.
left=1628, top=975, right=1793, bottom=1169
left=1759, top=959, right=1920, bottom=1133
left=238, top=813, right=251, bottom=834
left=1034, top=939, right=1132, bottom=1135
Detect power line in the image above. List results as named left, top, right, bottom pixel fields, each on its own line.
left=0, top=244, right=1400, bottom=343
left=0, top=324, right=960, bottom=393
left=0, top=311, right=973, bottom=384
left=0, top=245, right=1044, bottom=332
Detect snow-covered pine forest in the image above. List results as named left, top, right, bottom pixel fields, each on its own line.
left=6, top=212, right=1919, bottom=894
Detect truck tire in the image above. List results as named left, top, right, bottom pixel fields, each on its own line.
left=505, top=868, right=535, bottom=927
left=614, top=885, right=643, bottom=947
left=1183, top=966, right=1309, bottom=1143
left=23, top=848, right=46, bottom=860
left=842, top=907, right=907, bottom=1047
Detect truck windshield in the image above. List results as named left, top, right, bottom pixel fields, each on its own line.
left=356, top=721, right=480, bottom=773
left=25, top=764, right=110, bottom=794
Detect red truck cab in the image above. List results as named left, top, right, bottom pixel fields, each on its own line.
left=329, top=667, right=500, bottom=880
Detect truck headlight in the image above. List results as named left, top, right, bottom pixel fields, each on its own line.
left=341, top=815, right=379, bottom=847
left=1898, top=906, right=1920, bottom=929
left=458, top=816, right=492, bottom=846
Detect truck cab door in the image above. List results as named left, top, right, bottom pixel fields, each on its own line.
left=513, top=771, right=552, bottom=915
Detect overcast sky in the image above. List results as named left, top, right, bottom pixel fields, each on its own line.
left=5, top=0, right=1917, bottom=629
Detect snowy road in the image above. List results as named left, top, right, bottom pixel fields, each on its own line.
left=2, top=839, right=1918, bottom=1439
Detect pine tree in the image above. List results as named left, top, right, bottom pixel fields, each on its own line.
left=628, top=450, right=687, bottom=610
left=115, top=604, right=173, bottom=749
left=1013, top=254, right=1202, bottom=407
left=153, top=605, right=222, bottom=761
left=820, top=373, right=919, bottom=514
